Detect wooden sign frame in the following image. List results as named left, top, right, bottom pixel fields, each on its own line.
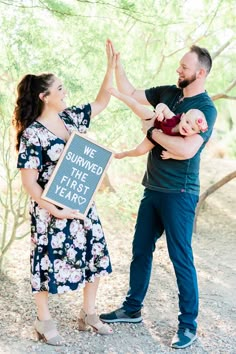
left=42, top=131, right=113, bottom=219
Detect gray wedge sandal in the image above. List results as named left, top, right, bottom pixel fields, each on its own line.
left=78, top=309, right=113, bottom=335
left=34, top=318, right=64, bottom=346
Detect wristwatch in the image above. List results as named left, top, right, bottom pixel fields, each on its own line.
left=146, top=126, right=158, bottom=145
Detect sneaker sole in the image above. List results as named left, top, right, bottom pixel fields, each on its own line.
left=100, top=317, right=143, bottom=324
left=171, top=334, right=197, bottom=349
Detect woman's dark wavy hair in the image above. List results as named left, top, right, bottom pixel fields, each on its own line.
left=12, top=73, right=55, bottom=151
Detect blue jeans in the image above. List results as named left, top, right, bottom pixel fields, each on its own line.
left=123, top=188, right=199, bottom=331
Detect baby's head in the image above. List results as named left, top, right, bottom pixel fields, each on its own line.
left=179, top=109, right=208, bottom=136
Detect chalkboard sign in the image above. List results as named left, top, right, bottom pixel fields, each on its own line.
left=42, top=131, right=113, bottom=219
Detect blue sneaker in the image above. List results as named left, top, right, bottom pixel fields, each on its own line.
left=99, top=307, right=142, bottom=323
left=171, top=328, right=197, bottom=349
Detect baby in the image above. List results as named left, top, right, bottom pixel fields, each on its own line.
left=109, top=88, right=208, bottom=160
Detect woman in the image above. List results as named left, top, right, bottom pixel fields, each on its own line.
left=12, top=40, right=115, bottom=345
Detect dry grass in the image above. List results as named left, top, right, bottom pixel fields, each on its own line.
left=0, top=156, right=235, bottom=353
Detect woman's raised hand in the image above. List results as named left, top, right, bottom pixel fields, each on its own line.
left=106, top=39, right=119, bottom=69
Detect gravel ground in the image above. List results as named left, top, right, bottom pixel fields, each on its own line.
left=0, top=157, right=235, bottom=354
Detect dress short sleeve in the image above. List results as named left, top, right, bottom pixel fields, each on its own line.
left=60, top=103, right=91, bottom=133
left=17, top=126, right=43, bottom=170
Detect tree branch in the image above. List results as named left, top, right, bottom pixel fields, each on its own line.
left=211, top=79, right=236, bottom=101
left=211, top=94, right=236, bottom=101
left=212, top=39, right=233, bottom=60
left=0, top=0, right=157, bottom=25
left=194, top=170, right=236, bottom=232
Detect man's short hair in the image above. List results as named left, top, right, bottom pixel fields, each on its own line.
left=190, top=45, right=212, bottom=75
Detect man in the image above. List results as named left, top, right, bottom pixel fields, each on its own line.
left=100, top=43, right=217, bottom=349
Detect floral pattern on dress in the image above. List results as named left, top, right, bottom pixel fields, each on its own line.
left=17, top=104, right=112, bottom=295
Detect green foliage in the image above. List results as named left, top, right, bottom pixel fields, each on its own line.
left=42, top=0, right=75, bottom=16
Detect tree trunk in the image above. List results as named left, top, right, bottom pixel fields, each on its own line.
left=99, top=173, right=116, bottom=193
left=194, top=170, right=236, bottom=232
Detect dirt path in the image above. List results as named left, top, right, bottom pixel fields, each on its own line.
left=0, top=157, right=235, bottom=354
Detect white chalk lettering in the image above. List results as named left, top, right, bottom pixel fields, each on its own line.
left=84, top=145, right=97, bottom=158
left=60, top=175, right=68, bottom=184
left=83, top=186, right=90, bottom=195
left=71, top=167, right=88, bottom=182
left=64, top=191, right=71, bottom=200
left=55, top=185, right=61, bottom=194
left=62, top=190, right=87, bottom=204
left=66, top=151, right=72, bottom=160
left=59, top=177, right=90, bottom=195
left=65, top=152, right=103, bottom=175
left=94, top=166, right=103, bottom=175
left=71, top=193, right=78, bottom=203
left=70, top=180, right=77, bottom=189
left=59, top=187, right=66, bottom=197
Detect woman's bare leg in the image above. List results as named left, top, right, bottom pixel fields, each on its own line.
left=34, top=291, right=51, bottom=320
left=82, top=277, right=100, bottom=314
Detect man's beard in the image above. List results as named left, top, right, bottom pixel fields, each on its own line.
left=178, top=73, right=197, bottom=88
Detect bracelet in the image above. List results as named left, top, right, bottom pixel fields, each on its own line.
left=146, top=127, right=158, bottom=146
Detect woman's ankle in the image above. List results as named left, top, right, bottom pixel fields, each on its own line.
left=37, top=313, right=52, bottom=321
left=82, top=307, right=96, bottom=316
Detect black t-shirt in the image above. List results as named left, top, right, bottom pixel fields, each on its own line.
left=143, top=85, right=217, bottom=195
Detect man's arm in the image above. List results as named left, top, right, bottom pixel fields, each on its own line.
left=143, top=117, right=204, bottom=158
left=151, top=128, right=204, bottom=158
left=109, top=41, right=150, bottom=105
left=115, top=57, right=148, bottom=104
left=161, top=150, right=188, bottom=160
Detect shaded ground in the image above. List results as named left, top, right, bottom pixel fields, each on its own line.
left=0, top=157, right=235, bottom=354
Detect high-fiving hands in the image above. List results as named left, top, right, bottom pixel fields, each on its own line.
left=106, top=39, right=117, bottom=70
left=106, top=39, right=121, bottom=69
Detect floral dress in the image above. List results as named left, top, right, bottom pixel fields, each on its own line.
left=17, top=104, right=112, bottom=295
